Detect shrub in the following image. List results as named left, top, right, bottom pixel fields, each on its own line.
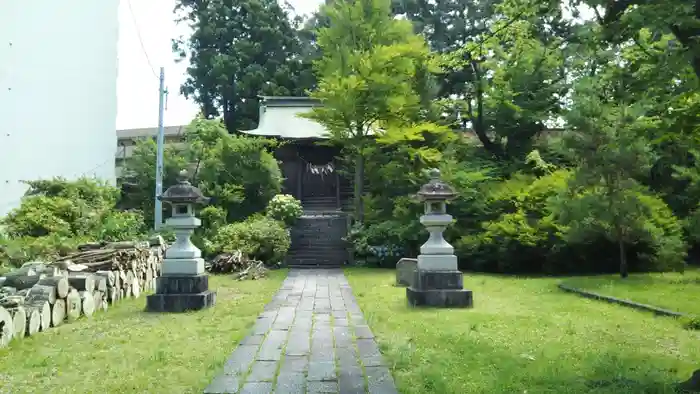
left=0, top=177, right=148, bottom=268
left=210, top=217, right=290, bottom=264
left=456, top=169, right=688, bottom=274
left=99, top=210, right=147, bottom=242
left=266, top=194, right=303, bottom=226
left=556, top=186, right=687, bottom=273
left=191, top=120, right=283, bottom=221
left=455, top=170, right=570, bottom=273
left=0, top=233, right=88, bottom=267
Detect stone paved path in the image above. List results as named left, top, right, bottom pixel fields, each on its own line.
left=204, top=269, right=398, bottom=394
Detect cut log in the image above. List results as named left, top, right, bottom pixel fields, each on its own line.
left=95, top=271, right=115, bottom=287
left=92, top=291, right=103, bottom=312
left=51, top=299, right=66, bottom=327
left=0, top=296, right=24, bottom=308
left=3, top=274, right=42, bottom=290
left=24, top=306, right=40, bottom=336
left=125, top=270, right=134, bottom=289
left=8, top=306, right=26, bottom=339
left=113, top=271, right=121, bottom=290
left=20, top=261, right=47, bottom=273
left=27, top=284, right=56, bottom=305
left=0, top=306, right=14, bottom=347
left=65, top=289, right=81, bottom=321
left=132, top=279, right=141, bottom=299
left=67, top=275, right=95, bottom=293
left=145, top=269, right=153, bottom=290
left=1, top=287, right=17, bottom=296
left=77, top=242, right=105, bottom=251
left=93, top=276, right=107, bottom=293
left=27, top=300, right=51, bottom=331
left=4, top=265, right=36, bottom=277
left=107, top=287, right=118, bottom=304
left=79, top=291, right=95, bottom=317
left=16, top=289, right=30, bottom=298
left=37, top=276, right=69, bottom=298
left=105, top=241, right=138, bottom=250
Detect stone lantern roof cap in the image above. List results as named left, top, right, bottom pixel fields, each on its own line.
left=417, top=168, right=457, bottom=201
left=158, top=170, right=210, bottom=204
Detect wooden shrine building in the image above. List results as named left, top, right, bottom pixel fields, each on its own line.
left=240, top=96, right=351, bottom=267
left=240, top=96, right=353, bottom=213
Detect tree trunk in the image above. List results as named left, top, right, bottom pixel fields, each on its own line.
left=353, top=152, right=365, bottom=224
left=618, top=236, right=628, bottom=278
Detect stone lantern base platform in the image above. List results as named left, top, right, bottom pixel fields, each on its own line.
left=406, top=270, right=473, bottom=308
left=146, top=274, right=216, bottom=313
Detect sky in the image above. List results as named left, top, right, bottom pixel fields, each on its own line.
left=117, top=1, right=593, bottom=130
left=116, top=0, right=323, bottom=130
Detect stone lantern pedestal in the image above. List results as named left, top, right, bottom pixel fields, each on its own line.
left=146, top=171, right=216, bottom=313
left=405, top=169, right=473, bottom=308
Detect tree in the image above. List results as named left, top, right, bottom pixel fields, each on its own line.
left=560, top=77, right=665, bottom=278
left=302, top=0, right=443, bottom=223
left=573, top=0, right=700, bottom=81
left=394, top=0, right=571, bottom=159
left=188, top=118, right=283, bottom=222
left=173, top=0, right=316, bottom=132
left=122, top=117, right=282, bottom=227
left=119, top=139, right=189, bottom=228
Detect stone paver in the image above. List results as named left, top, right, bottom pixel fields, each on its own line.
left=204, top=269, right=398, bottom=394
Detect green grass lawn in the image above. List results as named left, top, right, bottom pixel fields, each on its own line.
left=0, top=270, right=287, bottom=394
left=346, top=268, right=700, bottom=394
left=561, top=268, right=700, bottom=316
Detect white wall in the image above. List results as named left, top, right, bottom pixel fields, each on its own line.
left=0, top=0, right=119, bottom=217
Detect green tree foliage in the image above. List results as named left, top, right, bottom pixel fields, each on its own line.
left=119, top=140, right=189, bottom=226
left=303, top=0, right=449, bottom=222
left=208, top=216, right=290, bottom=264
left=0, top=178, right=147, bottom=268
left=122, top=117, right=282, bottom=229
left=559, top=75, right=685, bottom=277
left=173, top=0, right=315, bottom=132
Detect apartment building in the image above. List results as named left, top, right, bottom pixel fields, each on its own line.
left=115, top=125, right=187, bottom=181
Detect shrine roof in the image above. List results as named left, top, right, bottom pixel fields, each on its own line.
left=239, top=96, right=330, bottom=140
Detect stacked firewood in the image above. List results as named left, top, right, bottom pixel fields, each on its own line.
left=208, top=250, right=268, bottom=280
left=0, top=236, right=166, bottom=347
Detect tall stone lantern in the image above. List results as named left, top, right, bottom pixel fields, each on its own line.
left=406, top=168, right=473, bottom=308
left=146, top=170, right=216, bottom=312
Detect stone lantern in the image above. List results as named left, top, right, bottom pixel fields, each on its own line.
left=146, top=170, right=216, bottom=312
left=406, top=168, right=473, bottom=308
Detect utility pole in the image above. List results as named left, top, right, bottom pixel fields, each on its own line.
left=154, top=67, right=165, bottom=230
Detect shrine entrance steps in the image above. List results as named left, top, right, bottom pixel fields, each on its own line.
left=286, top=213, right=349, bottom=269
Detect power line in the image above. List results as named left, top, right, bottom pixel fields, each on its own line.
left=126, top=0, right=158, bottom=79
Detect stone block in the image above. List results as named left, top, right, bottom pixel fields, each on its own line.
left=307, top=361, right=337, bottom=381
left=248, top=361, right=278, bottom=382
left=275, top=373, right=306, bottom=394
left=155, top=274, right=209, bottom=294
left=417, top=254, right=458, bottom=271
left=161, top=257, right=205, bottom=275
left=145, top=290, right=216, bottom=312
left=395, top=258, right=417, bottom=287
left=203, top=374, right=240, bottom=393
left=412, top=270, right=463, bottom=290
left=406, top=287, right=472, bottom=308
